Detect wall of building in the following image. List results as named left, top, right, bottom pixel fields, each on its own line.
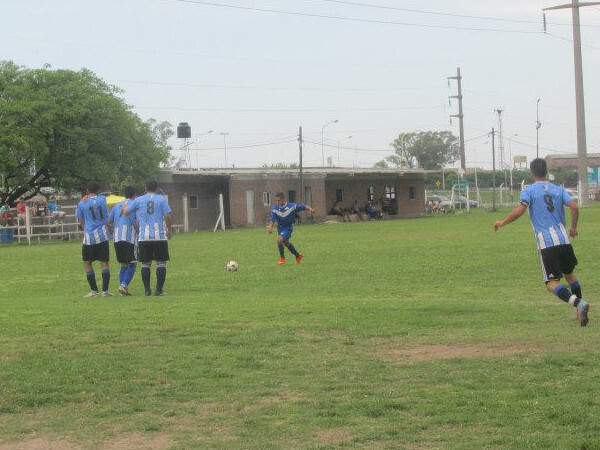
left=546, top=155, right=600, bottom=169
left=228, top=174, right=327, bottom=228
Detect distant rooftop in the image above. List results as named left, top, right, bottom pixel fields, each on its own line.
left=162, top=167, right=425, bottom=176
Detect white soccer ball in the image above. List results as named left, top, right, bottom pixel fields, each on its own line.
left=226, top=261, right=238, bottom=272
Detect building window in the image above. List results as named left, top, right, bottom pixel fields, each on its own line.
left=390, top=187, right=396, bottom=199
left=409, top=186, right=416, bottom=200
left=288, top=190, right=296, bottom=202
left=262, top=192, right=271, bottom=206
left=335, top=188, right=344, bottom=203
left=367, top=186, right=375, bottom=201
left=189, top=195, right=198, bottom=209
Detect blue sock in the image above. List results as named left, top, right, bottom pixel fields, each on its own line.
left=278, top=244, right=285, bottom=258
left=101, top=268, right=110, bottom=292
left=86, top=271, right=98, bottom=292
left=555, top=285, right=573, bottom=303
left=124, top=263, right=136, bottom=287
left=570, top=281, right=582, bottom=299
left=285, top=243, right=299, bottom=257
left=119, top=266, right=126, bottom=285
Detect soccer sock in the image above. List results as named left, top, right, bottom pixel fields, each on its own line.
left=86, top=271, right=98, bottom=292
left=278, top=244, right=285, bottom=258
left=555, top=285, right=580, bottom=307
left=119, top=266, right=127, bottom=285
left=141, top=264, right=151, bottom=292
left=570, top=281, right=582, bottom=299
left=124, top=263, right=136, bottom=287
left=101, top=268, right=110, bottom=292
left=156, top=263, right=167, bottom=293
left=285, top=242, right=299, bottom=257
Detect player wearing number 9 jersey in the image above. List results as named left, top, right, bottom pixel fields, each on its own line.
left=125, top=180, right=172, bottom=297
left=493, top=158, right=589, bottom=326
left=76, top=182, right=112, bottom=298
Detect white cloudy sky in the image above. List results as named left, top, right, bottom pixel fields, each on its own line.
left=2, top=0, right=600, bottom=169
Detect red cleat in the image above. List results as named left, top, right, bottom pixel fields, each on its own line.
left=295, top=253, right=304, bottom=264
left=277, top=258, right=285, bottom=265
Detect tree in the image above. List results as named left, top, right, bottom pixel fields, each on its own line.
left=261, top=162, right=299, bottom=169
left=0, top=62, right=169, bottom=205
left=378, top=131, right=460, bottom=170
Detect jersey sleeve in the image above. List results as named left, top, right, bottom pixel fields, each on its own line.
left=561, top=188, right=573, bottom=205
left=269, top=210, right=277, bottom=222
left=129, top=197, right=140, bottom=213
left=76, top=202, right=84, bottom=221
left=519, top=187, right=532, bottom=207
left=296, top=203, right=308, bottom=212
left=162, top=197, right=172, bottom=215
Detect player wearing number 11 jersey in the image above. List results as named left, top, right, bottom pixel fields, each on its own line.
left=76, top=182, right=112, bottom=298
left=125, top=180, right=172, bottom=296
left=493, top=158, right=589, bottom=326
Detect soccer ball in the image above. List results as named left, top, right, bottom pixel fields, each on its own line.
left=226, top=261, right=238, bottom=272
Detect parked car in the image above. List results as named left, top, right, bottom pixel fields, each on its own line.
left=455, top=196, right=479, bottom=208
left=426, top=196, right=452, bottom=212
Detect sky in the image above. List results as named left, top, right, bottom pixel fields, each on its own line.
left=2, top=0, right=600, bottom=170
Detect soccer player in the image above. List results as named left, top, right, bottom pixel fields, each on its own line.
left=76, top=182, right=112, bottom=298
left=493, top=158, right=589, bottom=326
left=267, top=192, right=315, bottom=264
left=125, top=180, right=172, bottom=296
left=108, top=186, right=138, bottom=296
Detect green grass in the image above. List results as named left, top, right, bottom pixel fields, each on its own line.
left=1, top=207, right=600, bottom=449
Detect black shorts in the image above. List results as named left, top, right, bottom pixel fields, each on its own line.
left=540, top=244, right=578, bottom=282
left=138, top=240, right=170, bottom=263
left=114, top=241, right=137, bottom=264
left=82, top=241, right=110, bottom=262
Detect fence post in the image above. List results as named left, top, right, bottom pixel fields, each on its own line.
left=182, top=192, right=189, bottom=233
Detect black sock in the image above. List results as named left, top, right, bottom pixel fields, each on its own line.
left=86, top=271, right=98, bottom=292
left=285, top=242, right=299, bottom=257
left=570, top=281, right=582, bottom=299
left=141, top=265, right=151, bottom=292
left=156, top=265, right=166, bottom=293
left=555, top=285, right=577, bottom=305
left=278, top=244, right=285, bottom=258
left=101, top=269, right=110, bottom=292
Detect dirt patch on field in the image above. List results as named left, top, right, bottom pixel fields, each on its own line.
left=0, top=439, right=78, bottom=450
left=375, top=341, right=545, bottom=363
left=316, top=428, right=352, bottom=446
left=101, top=432, right=173, bottom=449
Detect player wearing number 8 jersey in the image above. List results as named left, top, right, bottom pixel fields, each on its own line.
left=494, top=158, right=589, bottom=326
left=76, top=182, right=112, bottom=298
left=125, top=180, right=172, bottom=296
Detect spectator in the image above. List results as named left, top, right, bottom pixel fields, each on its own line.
left=364, top=201, right=382, bottom=220
left=48, top=196, right=66, bottom=222
left=0, top=202, right=13, bottom=226
left=349, top=199, right=365, bottom=221
left=34, top=197, right=47, bottom=224
left=330, top=201, right=349, bottom=222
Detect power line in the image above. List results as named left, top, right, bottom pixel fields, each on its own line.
left=136, top=104, right=446, bottom=113
left=156, top=0, right=541, bottom=33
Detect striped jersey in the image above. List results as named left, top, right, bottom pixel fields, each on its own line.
left=76, top=195, right=110, bottom=245
left=108, top=200, right=137, bottom=244
left=269, top=202, right=307, bottom=229
left=128, top=193, right=172, bottom=241
left=520, top=181, right=573, bottom=250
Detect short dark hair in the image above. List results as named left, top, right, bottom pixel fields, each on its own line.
left=88, top=182, right=100, bottom=194
left=275, top=192, right=285, bottom=200
left=530, top=158, right=547, bottom=178
left=123, top=186, right=135, bottom=199
left=146, top=180, right=158, bottom=192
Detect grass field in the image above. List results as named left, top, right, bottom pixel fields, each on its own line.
left=1, top=207, right=600, bottom=449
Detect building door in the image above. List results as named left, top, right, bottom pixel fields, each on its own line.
left=246, top=190, right=254, bottom=225
left=304, top=186, right=312, bottom=206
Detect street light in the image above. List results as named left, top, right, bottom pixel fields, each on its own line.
left=337, top=135, right=353, bottom=167
left=536, top=99, right=541, bottom=158
left=220, top=132, right=229, bottom=167
left=321, top=119, right=338, bottom=167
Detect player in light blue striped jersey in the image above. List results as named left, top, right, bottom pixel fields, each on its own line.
left=108, top=186, right=138, bottom=297
left=494, top=158, right=589, bottom=326
left=76, top=182, right=112, bottom=298
left=125, top=180, right=172, bottom=296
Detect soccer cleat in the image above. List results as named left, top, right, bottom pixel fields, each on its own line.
left=277, top=258, right=285, bottom=265
left=118, top=285, right=132, bottom=296
left=84, top=291, right=100, bottom=298
left=145, top=290, right=152, bottom=297
left=295, top=253, right=304, bottom=265
left=155, top=290, right=166, bottom=297
left=101, top=291, right=114, bottom=297
left=576, top=300, right=589, bottom=327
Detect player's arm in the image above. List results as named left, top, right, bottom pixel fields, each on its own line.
left=305, top=205, right=315, bottom=213
left=76, top=204, right=84, bottom=230
left=267, top=220, right=275, bottom=234
left=493, top=203, right=527, bottom=232
left=164, top=212, right=172, bottom=239
left=568, top=199, right=579, bottom=237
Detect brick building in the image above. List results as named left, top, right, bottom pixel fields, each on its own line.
left=158, top=168, right=426, bottom=230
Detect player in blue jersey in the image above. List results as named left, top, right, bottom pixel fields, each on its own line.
left=125, top=180, right=172, bottom=296
left=268, top=192, right=315, bottom=265
left=108, top=186, right=138, bottom=297
left=494, top=158, right=589, bottom=326
left=76, top=182, right=112, bottom=298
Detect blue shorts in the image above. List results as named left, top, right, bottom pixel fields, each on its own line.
left=278, top=228, right=293, bottom=240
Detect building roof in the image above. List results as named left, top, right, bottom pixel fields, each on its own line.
left=162, top=167, right=425, bottom=176
left=546, top=153, right=600, bottom=160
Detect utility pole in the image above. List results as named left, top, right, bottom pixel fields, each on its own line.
left=220, top=132, right=229, bottom=168
left=491, top=128, right=497, bottom=212
left=299, top=126, right=304, bottom=204
left=536, top=99, right=541, bottom=158
left=448, top=67, right=466, bottom=171
left=543, top=0, right=600, bottom=206
left=494, top=108, right=507, bottom=189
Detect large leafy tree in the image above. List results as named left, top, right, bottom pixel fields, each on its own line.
left=379, top=131, right=459, bottom=170
left=0, top=62, right=169, bottom=204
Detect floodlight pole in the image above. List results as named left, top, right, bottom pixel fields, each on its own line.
left=491, top=128, right=497, bottom=212
left=299, top=126, right=304, bottom=204
left=543, top=0, right=600, bottom=206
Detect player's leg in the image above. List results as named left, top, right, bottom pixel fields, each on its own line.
left=83, top=256, right=99, bottom=297
left=139, top=241, right=153, bottom=295
left=561, top=246, right=588, bottom=326
left=275, top=234, right=285, bottom=264
left=98, top=242, right=112, bottom=296
left=154, top=241, right=170, bottom=296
